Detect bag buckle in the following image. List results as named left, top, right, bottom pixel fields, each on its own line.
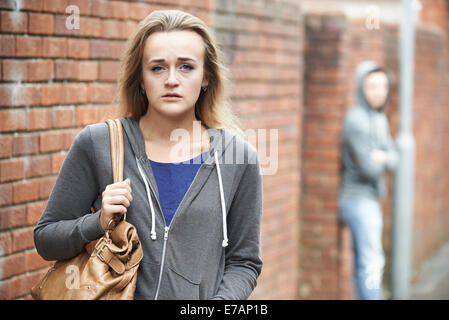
left=95, top=238, right=110, bottom=262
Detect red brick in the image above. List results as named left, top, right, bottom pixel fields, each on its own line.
left=27, top=60, right=54, bottom=82
left=39, top=131, right=64, bottom=153
left=78, top=17, right=102, bottom=38
left=26, top=200, right=46, bottom=225
left=28, top=12, right=55, bottom=35
left=89, top=39, right=125, bottom=59
left=64, top=83, right=88, bottom=104
left=70, top=0, right=91, bottom=15
left=13, top=180, right=40, bottom=204
left=12, top=227, right=34, bottom=252
left=77, top=61, right=98, bottom=81
left=42, top=37, right=66, bottom=58
left=0, top=35, right=15, bottom=56
left=62, top=129, right=80, bottom=150
left=0, top=11, right=28, bottom=33
left=0, top=158, right=25, bottom=182
left=0, top=0, right=15, bottom=9
left=19, top=0, right=43, bottom=11
left=67, top=38, right=89, bottom=59
left=0, top=84, right=42, bottom=107
left=54, top=59, right=77, bottom=80
left=0, top=231, right=12, bottom=256
left=91, top=0, right=112, bottom=18
left=0, top=183, right=13, bottom=207
left=0, top=205, right=27, bottom=230
left=25, top=155, right=51, bottom=178
left=50, top=152, right=67, bottom=174
left=87, top=83, right=116, bottom=103
left=12, top=134, right=40, bottom=156
left=39, top=176, right=56, bottom=199
left=42, top=0, right=68, bottom=13
left=2, top=59, right=27, bottom=81
left=110, top=1, right=130, bottom=20
left=129, top=3, right=153, bottom=21
left=98, top=61, right=120, bottom=82
left=0, top=271, right=44, bottom=299
left=15, top=36, right=42, bottom=57
left=52, top=107, right=76, bottom=129
left=101, top=19, right=127, bottom=39
left=76, top=105, right=97, bottom=126
left=0, top=135, right=13, bottom=159
left=41, top=84, right=64, bottom=105
left=0, top=252, right=26, bottom=280
left=27, top=108, right=52, bottom=131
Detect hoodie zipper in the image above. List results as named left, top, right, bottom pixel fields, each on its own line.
left=138, top=159, right=169, bottom=300
left=154, top=225, right=169, bottom=300
left=151, top=159, right=207, bottom=300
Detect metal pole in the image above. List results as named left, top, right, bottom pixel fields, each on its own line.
left=391, top=0, right=416, bottom=300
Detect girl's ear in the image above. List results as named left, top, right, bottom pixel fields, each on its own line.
left=201, top=77, right=209, bottom=88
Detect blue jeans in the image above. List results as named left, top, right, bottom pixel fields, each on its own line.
left=339, top=197, right=385, bottom=300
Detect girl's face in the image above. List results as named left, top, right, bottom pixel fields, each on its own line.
left=141, top=30, right=208, bottom=119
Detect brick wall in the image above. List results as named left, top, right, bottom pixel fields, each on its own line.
left=301, top=1, right=449, bottom=299
left=0, top=0, right=302, bottom=300
left=299, top=13, right=347, bottom=299
left=212, top=0, right=303, bottom=299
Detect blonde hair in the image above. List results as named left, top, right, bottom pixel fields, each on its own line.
left=114, top=10, right=242, bottom=135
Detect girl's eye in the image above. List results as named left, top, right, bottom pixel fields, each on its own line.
left=180, top=64, right=193, bottom=71
left=151, top=66, right=164, bottom=72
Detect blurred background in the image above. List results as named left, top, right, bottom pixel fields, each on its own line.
left=0, top=0, right=448, bottom=300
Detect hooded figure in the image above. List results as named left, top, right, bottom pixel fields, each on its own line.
left=339, top=61, right=398, bottom=300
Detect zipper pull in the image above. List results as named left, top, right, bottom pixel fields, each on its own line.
left=164, top=226, right=170, bottom=241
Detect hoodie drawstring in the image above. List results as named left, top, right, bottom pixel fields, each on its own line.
left=136, top=157, right=157, bottom=241
left=214, top=150, right=229, bottom=248
left=135, top=151, right=229, bottom=248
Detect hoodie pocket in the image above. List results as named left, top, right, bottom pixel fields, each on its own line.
left=166, top=266, right=200, bottom=300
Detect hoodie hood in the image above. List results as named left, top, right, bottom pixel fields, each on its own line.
left=356, top=61, right=390, bottom=113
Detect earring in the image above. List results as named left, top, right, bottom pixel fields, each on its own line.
left=140, top=86, right=145, bottom=95
left=202, top=86, right=208, bottom=92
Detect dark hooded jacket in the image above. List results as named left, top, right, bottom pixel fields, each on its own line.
left=340, top=61, right=399, bottom=201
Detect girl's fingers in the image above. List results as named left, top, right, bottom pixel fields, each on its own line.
left=104, top=195, right=131, bottom=208
left=103, top=204, right=127, bottom=216
left=105, top=180, right=132, bottom=191
left=104, top=188, right=133, bottom=202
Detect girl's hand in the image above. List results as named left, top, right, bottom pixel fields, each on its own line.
left=100, top=179, right=133, bottom=231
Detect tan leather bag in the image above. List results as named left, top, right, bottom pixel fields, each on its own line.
left=31, top=119, right=143, bottom=300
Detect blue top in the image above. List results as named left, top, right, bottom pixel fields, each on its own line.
left=149, top=152, right=208, bottom=226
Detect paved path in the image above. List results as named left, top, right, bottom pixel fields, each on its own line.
left=409, top=240, right=449, bottom=300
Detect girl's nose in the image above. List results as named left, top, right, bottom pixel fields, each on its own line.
left=165, top=68, right=179, bottom=86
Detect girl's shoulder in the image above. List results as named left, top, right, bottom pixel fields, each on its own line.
left=219, top=128, right=260, bottom=165
left=71, top=120, right=111, bottom=154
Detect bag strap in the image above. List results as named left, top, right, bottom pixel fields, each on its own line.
left=106, top=119, right=124, bottom=183
left=105, top=119, right=126, bottom=223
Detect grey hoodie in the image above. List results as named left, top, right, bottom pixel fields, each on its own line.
left=34, top=117, right=263, bottom=300
left=340, top=61, right=399, bottom=201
